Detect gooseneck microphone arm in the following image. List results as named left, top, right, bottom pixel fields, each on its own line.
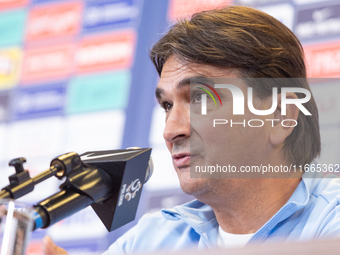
left=0, top=148, right=153, bottom=232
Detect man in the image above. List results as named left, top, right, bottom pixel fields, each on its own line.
left=43, top=5, right=340, bottom=255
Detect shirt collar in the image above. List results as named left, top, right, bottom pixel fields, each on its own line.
left=161, top=167, right=324, bottom=236
left=161, top=199, right=217, bottom=233
left=251, top=168, right=324, bottom=242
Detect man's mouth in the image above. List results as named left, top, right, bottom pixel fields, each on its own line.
left=172, top=153, right=190, bottom=168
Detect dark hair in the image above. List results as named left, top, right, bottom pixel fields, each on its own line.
left=150, top=6, right=320, bottom=166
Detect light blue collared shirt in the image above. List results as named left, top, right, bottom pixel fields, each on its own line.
left=103, top=171, right=340, bottom=254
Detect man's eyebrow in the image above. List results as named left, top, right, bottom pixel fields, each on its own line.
left=177, top=76, right=212, bottom=88
left=155, top=87, right=163, bottom=102
left=155, top=76, right=211, bottom=102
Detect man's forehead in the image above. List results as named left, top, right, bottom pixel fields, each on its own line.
left=156, top=56, right=240, bottom=93
left=159, top=56, right=235, bottom=78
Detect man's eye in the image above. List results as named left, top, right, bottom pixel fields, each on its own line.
left=162, top=102, right=172, bottom=112
left=193, top=93, right=202, bottom=103
left=192, top=92, right=206, bottom=103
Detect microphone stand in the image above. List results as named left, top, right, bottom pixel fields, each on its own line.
left=0, top=148, right=152, bottom=232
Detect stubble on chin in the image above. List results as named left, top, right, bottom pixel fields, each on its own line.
left=177, top=170, right=212, bottom=198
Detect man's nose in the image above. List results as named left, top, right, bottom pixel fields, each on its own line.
left=163, top=105, right=190, bottom=143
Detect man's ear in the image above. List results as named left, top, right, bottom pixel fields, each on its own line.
left=269, top=93, right=299, bottom=146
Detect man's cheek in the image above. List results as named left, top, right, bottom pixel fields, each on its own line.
left=165, top=141, right=173, bottom=152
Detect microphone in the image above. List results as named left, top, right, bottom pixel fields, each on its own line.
left=33, top=148, right=152, bottom=232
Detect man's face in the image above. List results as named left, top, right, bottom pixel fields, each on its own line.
left=155, top=56, right=274, bottom=199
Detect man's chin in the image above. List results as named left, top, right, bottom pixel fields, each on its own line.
left=178, top=177, right=210, bottom=197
